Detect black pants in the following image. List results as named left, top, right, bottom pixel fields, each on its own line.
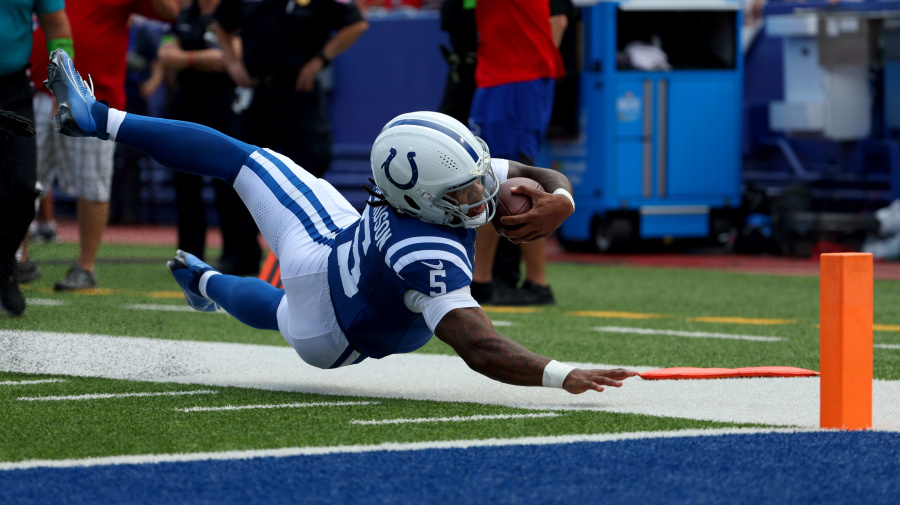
left=239, top=81, right=332, bottom=179
left=492, top=153, right=537, bottom=288
left=217, top=80, right=332, bottom=273
left=110, top=83, right=150, bottom=225
left=110, top=142, right=145, bottom=224
left=437, top=60, right=476, bottom=126
left=0, top=70, right=39, bottom=274
left=168, top=86, right=259, bottom=272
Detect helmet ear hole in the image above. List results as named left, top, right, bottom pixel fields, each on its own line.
left=403, top=195, right=421, bottom=211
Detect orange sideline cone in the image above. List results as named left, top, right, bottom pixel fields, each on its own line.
left=258, top=250, right=283, bottom=289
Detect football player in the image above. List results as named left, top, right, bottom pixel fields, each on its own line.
left=45, top=49, right=637, bottom=394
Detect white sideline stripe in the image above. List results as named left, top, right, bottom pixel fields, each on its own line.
left=0, top=379, right=66, bottom=386
left=18, top=390, right=218, bottom=402
left=177, top=401, right=377, bottom=412
left=594, top=326, right=785, bottom=342
left=27, top=299, right=68, bottom=307
left=876, top=344, right=900, bottom=350
left=0, top=427, right=820, bottom=471
left=3, top=331, right=899, bottom=429
left=491, top=320, right=514, bottom=327
left=350, top=412, right=559, bottom=425
left=123, top=304, right=198, bottom=312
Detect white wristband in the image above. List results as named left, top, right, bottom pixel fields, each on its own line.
left=542, top=360, right=575, bottom=389
left=552, top=188, right=575, bottom=211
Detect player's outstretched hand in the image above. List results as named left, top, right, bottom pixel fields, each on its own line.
left=563, top=368, right=640, bottom=394
left=499, top=185, right=574, bottom=243
left=0, top=109, right=35, bottom=137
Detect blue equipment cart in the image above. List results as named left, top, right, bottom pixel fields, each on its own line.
left=544, top=0, right=744, bottom=251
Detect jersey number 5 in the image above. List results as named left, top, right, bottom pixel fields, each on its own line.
left=430, top=270, right=446, bottom=296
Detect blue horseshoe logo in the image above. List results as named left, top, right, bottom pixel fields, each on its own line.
left=382, top=148, right=418, bottom=190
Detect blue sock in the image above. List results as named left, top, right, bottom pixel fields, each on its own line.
left=112, top=113, right=257, bottom=184
left=91, top=101, right=110, bottom=140
left=205, top=275, right=283, bottom=331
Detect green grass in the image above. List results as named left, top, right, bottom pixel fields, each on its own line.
left=8, top=242, right=900, bottom=378
left=0, top=371, right=757, bottom=462
left=11, top=243, right=284, bottom=346
left=2, top=241, right=898, bottom=463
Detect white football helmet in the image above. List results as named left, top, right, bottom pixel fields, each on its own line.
left=370, top=111, right=499, bottom=228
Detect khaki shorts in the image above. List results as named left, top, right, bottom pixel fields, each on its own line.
left=34, top=92, right=116, bottom=202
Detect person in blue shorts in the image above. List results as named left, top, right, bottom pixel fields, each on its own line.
left=44, top=49, right=637, bottom=394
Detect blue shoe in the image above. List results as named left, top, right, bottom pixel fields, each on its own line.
left=167, top=250, right=222, bottom=313
left=43, top=49, right=107, bottom=139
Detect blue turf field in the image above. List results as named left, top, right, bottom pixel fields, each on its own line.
left=3, top=431, right=897, bottom=504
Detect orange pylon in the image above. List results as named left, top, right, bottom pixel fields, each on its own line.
left=819, top=253, right=873, bottom=430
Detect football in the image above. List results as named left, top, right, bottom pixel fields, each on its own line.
left=491, top=177, right=544, bottom=233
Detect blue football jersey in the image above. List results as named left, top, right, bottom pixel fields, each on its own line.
left=327, top=199, right=476, bottom=359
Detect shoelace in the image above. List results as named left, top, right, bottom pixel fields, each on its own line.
left=77, top=72, right=96, bottom=98
left=85, top=74, right=96, bottom=97
left=68, top=58, right=96, bottom=98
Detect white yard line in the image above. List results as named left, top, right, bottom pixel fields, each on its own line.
left=350, top=412, right=560, bottom=425
left=123, top=304, right=201, bottom=312
left=18, top=390, right=218, bottom=402
left=593, top=325, right=785, bottom=342
left=0, top=379, right=66, bottom=386
left=26, top=299, right=68, bottom=306
left=177, top=401, right=377, bottom=412
left=1, top=330, right=898, bottom=429
left=491, top=321, right=514, bottom=327
left=0, top=427, right=820, bottom=471
left=875, top=344, right=900, bottom=350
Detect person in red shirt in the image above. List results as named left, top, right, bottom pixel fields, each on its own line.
left=28, top=0, right=178, bottom=291
left=469, top=0, right=573, bottom=306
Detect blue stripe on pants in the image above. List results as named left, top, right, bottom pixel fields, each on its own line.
left=257, top=150, right=341, bottom=235
left=244, top=152, right=335, bottom=246
left=328, top=345, right=356, bottom=369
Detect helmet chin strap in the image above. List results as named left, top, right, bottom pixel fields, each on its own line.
left=462, top=210, right=489, bottom=228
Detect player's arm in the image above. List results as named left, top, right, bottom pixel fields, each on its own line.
left=434, top=306, right=638, bottom=394
left=321, top=20, right=369, bottom=66
left=502, top=161, right=576, bottom=242
left=296, top=19, right=369, bottom=92
left=150, top=0, right=180, bottom=20
left=213, top=23, right=255, bottom=87
left=550, top=13, right=568, bottom=47
left=549, top=0, right=572, bottom=48
left=37, top=9, right=72, bottom=43
left=37, top=8, right=71, bottom=130
left=158, top=34, right=226, bottom=73
left=213, top=0, right=256, bottom=88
